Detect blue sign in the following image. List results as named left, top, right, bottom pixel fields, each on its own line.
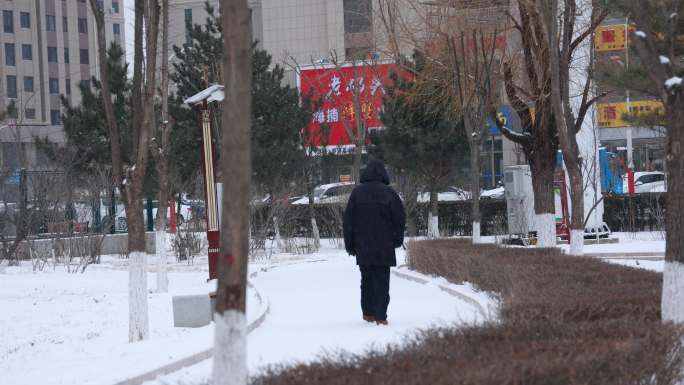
left=486, top=106, right=515, bottom=136
left=6, top=171, right=20, bottom=186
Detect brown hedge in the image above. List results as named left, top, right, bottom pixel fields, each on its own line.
left=252, top=239, right=684, bottom=385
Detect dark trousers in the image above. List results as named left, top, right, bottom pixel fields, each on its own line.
left=359, top=265, right=391, bottom=321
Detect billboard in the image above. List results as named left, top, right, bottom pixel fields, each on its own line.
left=298, top=63, right=397, bottom=149
left=594, top=24, right=635, bottom=52
left=597, top=100, right=663, bottom=128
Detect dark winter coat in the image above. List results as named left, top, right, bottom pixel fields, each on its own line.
left=343, top=160, right=406, bottom=266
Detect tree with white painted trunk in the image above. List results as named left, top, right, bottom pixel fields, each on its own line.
left=491, top=2, right=562, bottom=247
left=604, top=0, right=684, bottom=322
left=541, top=0, right=608, bottom=256
left=153, top=0, right=171, bottom=294
left=213, top=0, right=251, bottom=384
left=88, top=0, right=160, bottom=342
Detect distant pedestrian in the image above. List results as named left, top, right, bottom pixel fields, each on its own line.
left=343, top=160, right=406, bottom=326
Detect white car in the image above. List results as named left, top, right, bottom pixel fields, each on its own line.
left=623, top=172, right=666, bottom=193
left=291, top=182, right=356, bottom=205
left=417, top=187, right=470, bottom=202
left=480, top=186, right=505, bottom=200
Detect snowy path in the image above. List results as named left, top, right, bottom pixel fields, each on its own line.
left=146, top=249, right=490, bottom=384
left=1, top=245, right=491, bottom=385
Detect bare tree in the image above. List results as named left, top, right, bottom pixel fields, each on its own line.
left=542, top=0, right=607, bottom=255
left=213, top=0, right=252, bottom=384
left=88, top=0, right=160, bottom=342
left=604, top=0, right=684, bottom=323
left=152, top=0, right=171, bottom=293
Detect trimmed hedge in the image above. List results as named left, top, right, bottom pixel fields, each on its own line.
left=251, top=200, right=508, bottom=238
left=252, top=240, right=683, bottom=385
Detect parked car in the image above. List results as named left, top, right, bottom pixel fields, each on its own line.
left=291, top=182, right=355, bottom=205
left=623, top=171, right=666, bottom=193
left=417, top=186, right=471, bottom=202
left=480, top=186, right=505, bottom=200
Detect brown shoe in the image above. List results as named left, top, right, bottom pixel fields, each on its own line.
left=376, top=320, right=388, bottom=326
left=363, top=315, right=376, bottom=323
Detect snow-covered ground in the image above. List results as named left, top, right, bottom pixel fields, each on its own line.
left=1, top=240, right=492, bottom=385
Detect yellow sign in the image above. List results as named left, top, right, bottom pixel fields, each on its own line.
left=339, top=174, right=352, bottom=182
left=594, top=24, right=635, bottom=52
left=597, top=100, right=663, bottom=128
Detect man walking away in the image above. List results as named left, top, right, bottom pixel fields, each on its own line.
left=343, top=160, right=406, bottom=326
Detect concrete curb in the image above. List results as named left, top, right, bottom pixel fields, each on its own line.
left=112, top=280, right=270, bottom=385
left=392, top=267, right=496, bottom=321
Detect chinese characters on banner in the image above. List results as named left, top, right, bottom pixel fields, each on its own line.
left=299, top=63, right=397, bottom=148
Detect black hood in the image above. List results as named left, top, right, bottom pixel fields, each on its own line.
left=361, top=160, right=390, bottom=185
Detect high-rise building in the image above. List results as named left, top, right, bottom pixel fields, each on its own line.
left=0, top=0, right=125, bottom=170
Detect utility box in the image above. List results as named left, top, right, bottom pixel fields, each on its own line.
left=504, top=165, right=536, bottom=235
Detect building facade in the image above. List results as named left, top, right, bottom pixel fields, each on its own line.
left=0, top=0, right=125, bottom=171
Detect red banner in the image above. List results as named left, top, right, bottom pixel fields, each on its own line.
left=299, top=63, right=397, bottom=148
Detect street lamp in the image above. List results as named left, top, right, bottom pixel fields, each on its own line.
left=185, top=84, right=224, bottom=280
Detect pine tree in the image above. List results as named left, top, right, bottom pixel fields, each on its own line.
left=372, top=52, right=468, bottom=238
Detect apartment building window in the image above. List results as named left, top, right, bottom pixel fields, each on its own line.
left=65, top=79, right=71, bottom=95
left=25, top=108, right=36, bottom=119
left=3, top=10, right=13, bottom=33
left=343, top=0, right=372, bottom=34
left=49, top=78, right=59, bottom=94
left=79, top=49, right=89, bottom=64
left=50, top=110, right=61, bottom=125
left=48, top=46, right=58, bottom=63
left=184, top=9, right=193, bottom=46
left=63, top=16, right=68, bottom=32
left=6, top=75, right=17, bottom=98
left=5, top=43, right=15, bottom=66
left=80, top=79, right=90, bottom=89
left=22, top=44, right=32, bottom=60
left=112, top=1, right=120, bottom=13
left=78, top=18, right=87, bottom=34
left=23, top=76, right=34, bottom=92
left=46, top=15, right=56, bottom=32
left=20, top=12, right=30, bottom=28
left=96, top=0, right=104, bottom=10
left=64, top=48, right=69, bottom=63
left=113, top=23, right=120, bottom=35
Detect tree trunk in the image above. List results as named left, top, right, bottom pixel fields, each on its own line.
left=353, top=137, right=363, bottom=184
left=661, top=97, right=684, bottom=323
left=126, top=187, right=148, bottom=342
left=530, top=157, right=556, bottom=247
left=214, top=0, right=252, bottom=384
left=155, top=0, right=170, bottom=293
left=427, top=190, right=439, bottom=238
left=469, top=138, right=482, bottom=243
left=308, top=187, right=320, bottom=250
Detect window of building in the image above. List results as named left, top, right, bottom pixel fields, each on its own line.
left=80, top=79, right=90, bottom=90
left=112, top=1, right=120, bottom=13
left=48, top=46, right=58, bottom=63
left=46, top=15, right=56, bottom=32
left=3, top=10, right=13, bottom=33
left=65, top=79, right=71, bottom=95
left=79, top=49, right=89, bottom=64
left=113, top=23, right=120, bottom=35
left=50, top=109, right=61, bottom=125
left=64, top=48, right=70, bottom=63
left=21, top=44, right=32, bottom=60
left=6, top=75, right=17, bottom=98
left=63, top=16, right=68, bottom=32
left=343, top=0, right=372, bottom=34
left=96, top=0, right=104, bottom=10
left=49, top=78, right=59, bottom=94
left=78, top=18, right=87, bottom=33
left=20, top=12, right=30, bottom=28
left=25, top=108, right=36, bottom=119
left=184, top=9, right=193, bottom=46
left=23, top=76, right=34, bottom=92
left=5, top=43, right=15, bottom=66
